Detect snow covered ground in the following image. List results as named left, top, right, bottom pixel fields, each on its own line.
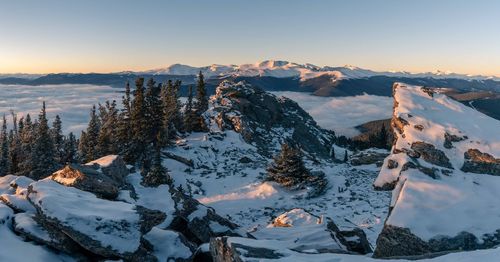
left=272, top=92, right=393, bottom=137
left=0, top=84, right=120, bottom=134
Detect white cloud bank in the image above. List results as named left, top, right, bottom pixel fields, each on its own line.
left=0, top=84, right=120, bottom=134
left=272, top=92, right=393, bottom=137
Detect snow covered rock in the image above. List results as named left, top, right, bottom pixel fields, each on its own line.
left=143, top=227, right=196, bottom=262
left=373, top=83, right=500, bottom=258
left=169, top=188, right=242, bottom=244
left=27, top=179, right=153, bottom=259
left=50, top=164, right=120, bottom=199
left=85, top=155, right=129, bottom=185
left=13, top=212, right=82, bottom=255
left=207, top=80, right=335, bottom=158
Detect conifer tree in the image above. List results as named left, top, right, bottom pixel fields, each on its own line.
left=117, top=82, right=134, bottom=162
left=343, top=150, right=348, bottom=162
left=267, top=143, right=310, bottom=188
left=161, top=80, right=183, bottom=138
left=131, top=78, right=148, bottom=166
left=0, top=115, right=9, bottom=175
left=193, top=72, right=208, bottom=131
left=145, top=78, right=163, bottom=145
left=97, top=100, right=119, bottom=156
left=141, top=134, right=171, bottom=187
left=18, top=114, right=34, bottom=176
left=79, top=105, right=100, bottom=162
left=183, top=85, right=195, bottom=133
left=31, top=102, right=57, bottom=179
left=62, top=132, right=77, bottom=164
left=8, top=112, right=20, bottom=174
left=51, top=115, right=64, bottom=164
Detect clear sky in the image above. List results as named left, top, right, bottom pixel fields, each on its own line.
left=1, top=0, right=499, bottom=75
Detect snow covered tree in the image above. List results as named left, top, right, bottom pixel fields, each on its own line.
left=51, top=115, right=64, bottom=164
left=30, top=102, right=57, bottom=179
left=267, top=143, right=310, bottom=188
left=0, top=115, right=9, bottom=175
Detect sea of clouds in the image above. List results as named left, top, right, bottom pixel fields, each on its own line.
left=0, top=84, right=121, bottom=134
left=272, top=91, right=393, bottom=137
left=0, top=85, right=392, bottom=137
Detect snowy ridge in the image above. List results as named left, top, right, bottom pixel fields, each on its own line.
left=373, top=83, right=500, bottom=257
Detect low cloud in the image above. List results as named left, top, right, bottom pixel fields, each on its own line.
left=272, top=92, right=393, bottom=137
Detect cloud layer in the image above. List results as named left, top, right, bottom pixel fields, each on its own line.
left=0, top=84, right=121, bottom=134
left=272, top=92, right=393, bottom=137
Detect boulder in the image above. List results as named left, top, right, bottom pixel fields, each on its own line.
left=143, top=227, right=196, bottom=262
left=169, top=188, right=241, bottom=244
left=410, top=142, right=452, bottom=168
left=350, top=150, right=389, bottom=166
left=85, top=155, right=129, bottom=185
left=50, top=164, right=119, bottom=199
left=27, top=180, right=147, bottom=259
left=210, top=237, right=285, bottom=262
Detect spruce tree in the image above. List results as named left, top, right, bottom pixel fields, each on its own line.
left=343, top=150, right=348, bottom=162
left=117, top=82, right=134, bottom=162
left=62, top=132, right=77, bottom=164
left=141, top=135, right=171, bottom=187
left=18, top=114, right=34, bottom=176
left=193, top=72, right=208, bottom=131
left=0, top=115, right=9, bottom=175
left=31, top=102, right=57, bottom=179
left=131, top=78, right=148, bottom=166
left=8, top=112, right=20, bottom=174
left=97, top=100, right=119, bottom=156
left=267, top=143, right=310, bottom=188
left=79, top=105, right=100, bottom=162
left=161, top=80, right=182, bottom=138
left=51, top=115, right=64, bottom=164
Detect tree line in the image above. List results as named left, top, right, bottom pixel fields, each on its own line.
left=0, top=72, right=209, bottom=186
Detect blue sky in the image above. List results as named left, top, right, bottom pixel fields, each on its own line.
left=0, top=0, right=499, bottom=75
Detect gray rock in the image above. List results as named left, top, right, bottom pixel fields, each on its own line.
left=373, top=225, right=431, bottom=258
left=210, top=237, right=284, bottom=262
left=410, top=142, right=453, bottom=168
left=50, top=164, right=119, bottom=199
left=350, top=151, right=389, bottom=166
left=461, top=149, right=500, bottom=176
left=326, top=218, right=372, bottom=254
left=443, top=132, right=466, bottom=149
left=86, top=155, right=129, bottom=185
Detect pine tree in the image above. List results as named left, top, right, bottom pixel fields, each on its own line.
left=343, top=150, right=348, bottom=162
left=31, top=102, right=57, bottom=179
left=267, top=143, right=310, bottom=188
left=145, top=78, right=163, bottom=145
left=8, top=111, right=20, bottom=174
left=18, top=114, right=34, bottom=176
left=193, top=72, right=208, bottom=131
left=62, top=132, right=77, bottom=164
left=79, top=105, right=100, bottom=162
left=51, top=115, right=64, bottom=164
left=97, top=100, right=119, bottom=156
left=183, top=85, right=195, bottom=133
left=141, top=134, right=171, bottom=187
left=0, top=115, right=9, bottom=175
left=131, top=77, right=148, bottom=166
left=117, top=82, right=134, bottom=162
left=161, top=80, right=183, bottom=138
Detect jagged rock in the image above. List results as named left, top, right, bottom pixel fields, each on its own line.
left=0, top=194, right=36, bottom=213
left=374, top=225, right=431, bottom=258
left=461, top=149, right=500, bottom=176
left=208, top=81, right=335, bottom=158
left=410, top=142, right=452, bottom=168
left=28, top=179, right=147, bottom=259
left=143, top=227, right=196, bottom=262
left=85, top=155, right=129, bottom=185
left=325, top=218, right=372, bottom=254
left=50, top=164, right=120, bottom=199
left=169, top=188, right=241, bottom=244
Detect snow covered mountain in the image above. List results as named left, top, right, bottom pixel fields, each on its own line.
left=143, top=60, right=500, bottom=82
left=373, top=83, right=500, bottom=258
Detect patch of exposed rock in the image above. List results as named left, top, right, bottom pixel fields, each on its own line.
left=461, top=149, right=500, bottom=176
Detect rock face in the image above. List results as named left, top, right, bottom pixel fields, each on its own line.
left=461, top=149, right=500, bottom=176
left=373, top=83, right=500, bottom=258
left=86, top=155, right=129, bottom=185
left=50, top=164, right=120, bottom=199
left=207, top=80, right=335, bottom=158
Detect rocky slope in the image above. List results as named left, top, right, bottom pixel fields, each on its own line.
left=373, top=83, right=500, bottom=258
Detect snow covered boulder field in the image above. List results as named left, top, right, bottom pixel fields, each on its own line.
left=373, top=83, right=500, bottom=258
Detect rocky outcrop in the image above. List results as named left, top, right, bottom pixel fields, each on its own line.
left=410, top=142, right=452, bottom=169
left=208, top=81, right=335, bottom=158
left=461, top=149, right=500, bottom=176
left=374, top=83, right=500, bottom=258
left=50, top=164, right=120, bottom=199
left=210, top=237, right=285, bottom=262
left=350, top=150, right=389, bottom=166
